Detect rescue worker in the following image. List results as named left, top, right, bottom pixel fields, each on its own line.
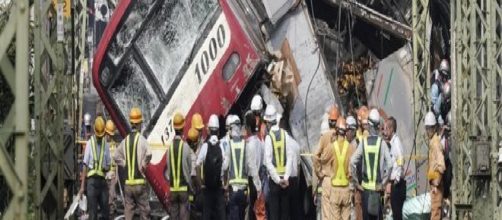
left=356, top=106, right=370, bottom=144
left=424, top=111, right=446, bottom=220
left=244, top=112, right=265, bottom=220
left=250, top=94, right=266, bottom=140
left=114, top=107, right=152, bottom=220
left=383, top=117, right=406, bottom=220
left=331, top=117, right=356, bottom=220
left=79, top=116, right=111, bottom=220
left=195, top=114, right=228, bottom=220
left=225, top=115, right=262, bottom=220
left=105, top=120, right=118, bottom=218
left=313, top=106, right=340, bottom=219
left=350, top=108, right=392, bottom=220
left=346, top=116, right=363, bottom=220
left=190, top=113, right=205, bottom=220
left=167, top=113, right=193, bottom=220
left=263, top=105, right=299, bottom=220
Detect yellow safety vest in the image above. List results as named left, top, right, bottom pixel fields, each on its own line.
left=331, top=140, right=350, bottom=186
left=170, top=139, right=188, bottom=192
left=87, top=136, right=105, bottom=177
left=125, top=133, right=146, bottom=185
left=269, top=130, right=286, bottom=175
left=229, top=140, right=247, bottom=185
left=361, top=137, right=381, bottom=190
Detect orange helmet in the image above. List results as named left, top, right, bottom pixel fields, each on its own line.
left=329, top=106, right=340, bottom=121
left=357, top=106, right=369, bottom=123
left=336, top=117, right=347, bottom=130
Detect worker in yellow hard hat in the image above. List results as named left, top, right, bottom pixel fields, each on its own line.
left=167, top=113, right=193, bottom=220
left=313, top=106, right=339, bottom=219
left=79, top=116, right=111, bottom=220
left=113, top=107, right=152, bottom=220
left=331, top=117, right=356, bottom=220
left=105, top=120, right=119, bottom=218
left=190, top=113, right=206, bottom=219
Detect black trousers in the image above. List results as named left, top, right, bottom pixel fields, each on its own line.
left=203, top=188, right=226, bottom=220
left=362, top=190, right=382, bottom=220
left=268, top=178, right=290, bottom=220
left=391, top=180, right=407, bottom=220
left=228, top=188, right=247, bottom=220
left=248, top=177, right=257, bottom=220
left=87, top=176, right=109, bottom=220
left=288, top=177, right=302, bottom=220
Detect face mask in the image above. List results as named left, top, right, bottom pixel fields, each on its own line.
left=230, top=124, right=241, bottom=137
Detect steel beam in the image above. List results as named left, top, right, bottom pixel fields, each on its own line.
left=0, top=0, right=30, bottom=219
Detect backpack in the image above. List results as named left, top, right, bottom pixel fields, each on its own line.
left=203, top=141, right=223, bottom=189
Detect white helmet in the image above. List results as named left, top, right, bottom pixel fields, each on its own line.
left=424, top=111, right=437, bottom=126
left=264, top=105, right=277, bottom=122
left=232, top=115, right=241, bottom=125
left=346, top=116, right=357, bottom=129
left=226, top=114, right=235, bottom=127
left=208, top=114, right=219, bottom=129
left=250, top=95, right=263, bottom=111
left=368, top=109, right=380, bottom=125
left=84, top=113, right=91, bottom=126
left=439, top=59, right=450, bottom=73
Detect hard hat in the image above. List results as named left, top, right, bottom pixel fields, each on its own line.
left=191, top=113, right=204, bottom=130
left=105, top=120, right=116, bottom=136
left=439, top=59, right=450, bottom=73
left=250, top=95, right=263, bottom=111
left=94, top=116, right=106, bottom=137
left=424, top=111, right=437, bottom=126
left=173, top=112, right=185, bottom=130
left=232, top=115, right=241, bottom=125
left=368, top=108, right=380, bottom=125
left=442, top=82, right=451, bottom=98
left=357, top=106, right=369, bottom=122
left=187, top=127, right=199, bottom=142
left=263, top=105, right=277, bottom=122
left=329, top=106, right=340, bottom=121
left=208, top=114, right=219, bottom=129
left=84, top=113, right=91, bottom=126
left=346, top=116, right=357, bottom=129
left=129, top=107, right=143, bottom=124
left=336, top=117, right=347, bottom=130
left=226, top=114, right=235, bottom=127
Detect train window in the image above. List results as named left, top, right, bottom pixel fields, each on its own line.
left=109, top=56, right=160, bottom=131
left=136, top=0, right=218, bottom=94
left=222, top=52, right=240, bottom=81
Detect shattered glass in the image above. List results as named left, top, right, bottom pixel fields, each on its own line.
left=136, top=0, right=218, bottom=94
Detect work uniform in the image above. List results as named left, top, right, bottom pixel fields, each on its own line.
left=225, top=136, right=261, bottom=220
left=264, top=126, right=299, bottom=220
left=353, top=130, right=367, bottom=220
left=167, top=136, right=193, bottom=220
left=428, top=134, right=445, bottom=220
left=107, top=139, right=118, bottom=217
left=83, top=135, right=111, bottom=220
left=190, top=138, right=204, bottom=220
left=350, top=135, right=392, bottom=220
left=114, top=131, right=152, bottom=220
left=331, top=139, right=356, bottom=220
left=313, top=130, right=336, bottom=220
left=196, top=135, right=228, bottom=220
left=388, top=134, right=406, bottom=220
left=245, top=134, right=264, bottom=220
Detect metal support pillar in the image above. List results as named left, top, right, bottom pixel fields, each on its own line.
left=0, top=0, right=30, bottom=219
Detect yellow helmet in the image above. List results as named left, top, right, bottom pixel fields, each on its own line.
left=94, top=116, right=106, bottom=137
left=105, top=120, right=116, bottom=136
left=173, top=112, right=185, bottom=130
left=191, top=113, right=205, bottom=130
left=129, top=107, right=143, bottom=124
left=187, top=127, right=199, bottom=143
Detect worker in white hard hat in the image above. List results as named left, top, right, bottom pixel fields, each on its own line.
left=83, top=113, right=93, bottom=139
left=350, top=108, right=392, bottom=220
left=263, top=105, right=300, bottom=220
left=424, top=111, right=446, bottom=220
left=195, top=114, right=228, bottom=220
left=250, top=94, right=267, bottom=141
left=346, top=115, right=363, bottom=220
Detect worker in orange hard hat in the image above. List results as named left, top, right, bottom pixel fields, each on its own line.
left=105, top=120, right=119, bottom=218
left=114, top=107, right=152, bottom=220
left=313, top=106, right=340, bottom=219
left=79, top=116, right=111, bottom=220
left=168, top=112, right=193, bottom=220
left=356, top=106, right=369, bottom=144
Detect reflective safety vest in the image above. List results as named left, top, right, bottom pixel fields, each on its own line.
left=269, top=130, right=286, bottom=175
left=87, top=136, right=106, bottom=177
left=361, top=137, right=382, bottom=190
left=331, top=140, right=350, bottom=186
left=229, top=139, right=247, bottom=185
left=125, top=133, right=146, bottom=185
left=170, top=139, right=188, bottom=192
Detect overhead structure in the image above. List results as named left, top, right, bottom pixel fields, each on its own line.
left=450, top=0, right=502, bottom=219
left=0, top=0, right=30, bottom=219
